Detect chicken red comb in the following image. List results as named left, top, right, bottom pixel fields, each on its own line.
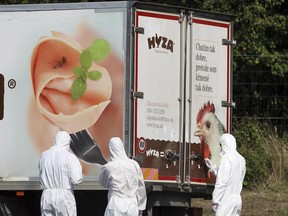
left=196, top=101, right=215, bottom=123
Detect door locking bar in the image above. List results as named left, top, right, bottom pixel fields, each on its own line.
left=222, top=100, right=236, bottom=108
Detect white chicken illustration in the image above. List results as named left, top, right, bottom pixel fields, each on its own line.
left=194, top=102, right=226, bottom=170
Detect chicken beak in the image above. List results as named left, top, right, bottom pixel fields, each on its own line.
left=194, top=130, right=202, bottom=137
left=194, top=125, right=203, bottom=138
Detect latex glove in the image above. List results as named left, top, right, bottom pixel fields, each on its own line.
left=212, top=203, right=218, bottom=212
left=205, top=159, right=218, bottom=176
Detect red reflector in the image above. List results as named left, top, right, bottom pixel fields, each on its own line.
left=16, top=191, right=25, bottom=196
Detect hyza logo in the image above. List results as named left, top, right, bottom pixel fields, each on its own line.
left=147, top=33, right=174, bottom=53
left=146, top=148, right=160, bottom=157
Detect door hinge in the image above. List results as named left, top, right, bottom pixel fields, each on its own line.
left=222, top=100, right=236, bottom=108
left=222, top=39, right=236, bottom=46
left=133, top=26, right=144, bottom=34
left=131, top=91, right=144, bottom=99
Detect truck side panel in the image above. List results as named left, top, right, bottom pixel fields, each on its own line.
left=0, top=5, right=126, bottom=178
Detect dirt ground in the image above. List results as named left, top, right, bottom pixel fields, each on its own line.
left=192, top=188, right=288, bottom=216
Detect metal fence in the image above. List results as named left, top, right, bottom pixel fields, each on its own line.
left=232, top=66, right=288, bottom=137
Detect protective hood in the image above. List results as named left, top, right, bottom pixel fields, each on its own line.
left=54, top=131, right=71, bottom=150
left=109, top=137, right=128, bottom=161
left=219, top=133, right=237, bottom=155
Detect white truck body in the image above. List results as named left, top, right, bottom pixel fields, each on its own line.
left=0, top=1, right=235, bottom=215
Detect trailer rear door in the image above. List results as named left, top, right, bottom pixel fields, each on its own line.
left=185, top=16, right=233, bottom=185
left=133, top=6, right=234, bottom=189
left=133, top=9, right=184, bottom=182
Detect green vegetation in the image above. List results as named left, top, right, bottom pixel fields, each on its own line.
left=233, top=118, right=288, bottom=189
left=193, top=188, right=288, bottom=216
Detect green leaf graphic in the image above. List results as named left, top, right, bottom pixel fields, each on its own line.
left=71, top=39, right=109, bottom=100
left=73, top=67, right=84, bottom=76
left=88, top=71, right=102, bottom=81
left=88, top=39, right=110, bottom=61
left=80, top=50, right=93, bottom=70
left=71, top=77, right=87, bottom=101
left=81, top=72, right=88, bottom=81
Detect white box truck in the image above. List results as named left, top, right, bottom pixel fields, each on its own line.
left=0, top=1, right=235, bottom=215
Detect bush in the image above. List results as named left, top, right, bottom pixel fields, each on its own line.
left=233, top=118, right=288, bottom=189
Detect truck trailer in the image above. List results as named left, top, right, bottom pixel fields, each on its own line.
left=0, top=1, right=235, bottom=215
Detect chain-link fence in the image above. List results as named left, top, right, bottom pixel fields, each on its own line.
left=232, top=60, right=288, bottom=137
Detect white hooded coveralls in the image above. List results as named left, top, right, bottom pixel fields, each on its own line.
left=212, top=133, right=246, bottom=216
left=39, top=131, right=83, bottom=216
left=99, top=137, right=147, bottom=216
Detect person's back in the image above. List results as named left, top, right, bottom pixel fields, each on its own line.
left=39, top=131, right=83, bottom=216
left=106, top=159, right=140, bottom=198
left=99, top=137, right=147, bottom=216
left=222, top=146, right=245, bottom=197
left=212, top=133, right=246, bottom=216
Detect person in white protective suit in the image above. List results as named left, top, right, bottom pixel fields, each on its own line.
left=212, top=133, right=246, bottom=216
left=39, top=131, right=83, bottom=216
left=99, top=137, right=147, bottom=216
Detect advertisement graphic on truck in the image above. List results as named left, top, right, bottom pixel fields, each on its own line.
left=0, top=2, right=235, bottom=215
left=0, top=7, right=125, bottom=178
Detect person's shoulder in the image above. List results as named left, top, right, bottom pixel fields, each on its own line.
left=40, top=148, right=52, bottom=157
left=66, top=151, right=81, bottom=161
left=235, top=150, right=245, bottom=159
left=239, top=153, right=246, bottom=163
left=129, top=159, right=141, bottom=169
left=101, top=161, right=116, bottom=172
left=221, top=153, right=234, bottom=163
left=103, top=159, right=117, bottom=167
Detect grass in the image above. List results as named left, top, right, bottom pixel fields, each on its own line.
left=192, top=187, right=288, bottom=216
